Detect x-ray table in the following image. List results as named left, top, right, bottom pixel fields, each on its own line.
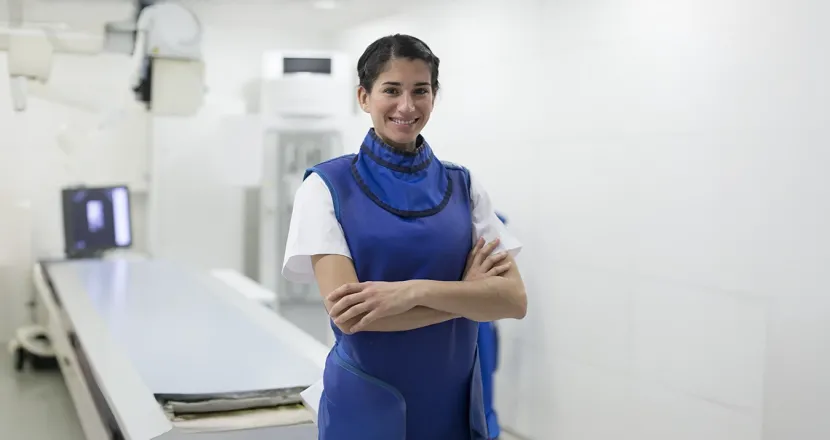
left=33, top=258, right=328, bottom=440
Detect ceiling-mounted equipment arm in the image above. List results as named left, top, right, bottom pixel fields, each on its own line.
left=129, top=2, right=204, bottom=112
left=3, top=1, right=204, bottom=115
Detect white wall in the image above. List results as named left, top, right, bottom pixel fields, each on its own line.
left=337, top=0, right=830, bottom=439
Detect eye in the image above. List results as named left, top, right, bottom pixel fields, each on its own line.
left=383, top=88, right=400, bottom=95
left=414, top=88, right=430, bottom=95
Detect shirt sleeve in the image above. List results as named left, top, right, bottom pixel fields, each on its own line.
left=282, top=172, right=352, bottom=284
left=470, top=172, right=523, bottom=258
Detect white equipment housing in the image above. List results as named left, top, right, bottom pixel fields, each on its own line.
left=260, top=50, right=352, bottom=117
left=2, top=1, right=205, bottom=115
left=129, top=2, right=205, bottom=116
left=140, top=3, right=202, bottom=60
left=258, top=51, right=351, bottom=308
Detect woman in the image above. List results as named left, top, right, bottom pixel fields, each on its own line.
left=479, top=211, right=510, bottom=439
left=283, top=34, right=527, bottom=440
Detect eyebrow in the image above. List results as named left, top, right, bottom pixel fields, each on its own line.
left=382, top=81, right=431, bottom=87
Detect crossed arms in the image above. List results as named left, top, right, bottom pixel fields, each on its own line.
left=311, top=238, right=527, bottom=334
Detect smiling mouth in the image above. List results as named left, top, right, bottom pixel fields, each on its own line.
left=389, top=118, right=419, bottom=126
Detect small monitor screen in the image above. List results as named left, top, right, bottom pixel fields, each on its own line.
left=283, top=57, right=332, bottom=74
left=62, top=186, right=132, bottom=257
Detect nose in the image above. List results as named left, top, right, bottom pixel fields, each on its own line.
left=397, top=94, right=415, bottom=113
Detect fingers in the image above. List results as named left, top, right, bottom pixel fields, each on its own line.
left=486, top=261, right=512, bottom=277
left=328, top=291, right=368, bottom=317
left=481, top=250, right=508, bottom=272
left=351, top=309, right=382, bottom=333
left=483, top=237, right=501, bottom=255
left=327, top=282, right=366, bottom=303
left=475, top=238, right=500, bottom=265
left=466, top=237, right=485, bottom=268
left=334, top=301, right=372, bottom=325
left=478, top=238, right=499, bottom=260
left=472, top=237, right=485, bottom=254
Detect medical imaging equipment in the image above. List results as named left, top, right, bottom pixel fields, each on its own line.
left=33, top=258, right=327, bottom=440
left=61, top=185, right=133, bottom=259
left=258, top=50, right=351, bottom=303
left=33, top=177, right=328, bottom=440
left=4, top=1, right=204, bottom=115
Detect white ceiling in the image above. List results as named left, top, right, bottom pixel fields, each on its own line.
left=0, top=0, right=133, bottom=29
left=0, top=0, right=427, bottom=32
left=180, top=0, right=430, bottom=32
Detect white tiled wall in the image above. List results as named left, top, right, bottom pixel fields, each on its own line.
left=628, top=380, right=760, bottom=440
left=630, top=281, right=766, bottom=411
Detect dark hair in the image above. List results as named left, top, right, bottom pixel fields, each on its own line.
left=357, top=34, right=441, bottom=95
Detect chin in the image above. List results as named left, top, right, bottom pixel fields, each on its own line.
left=386, top=133, right=419, bottom=147
left=382, top=122, right=423, bottom=147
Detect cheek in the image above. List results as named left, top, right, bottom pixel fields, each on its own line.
left=417, top=102, right=433, bottom=119
left=370, top=100, right=394, bottom=117
left=371, top=110, right=389, bottom=123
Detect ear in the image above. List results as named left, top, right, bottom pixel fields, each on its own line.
left=357, top=86, right=370, bottom=114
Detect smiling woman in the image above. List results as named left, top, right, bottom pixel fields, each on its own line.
left=282, top=34, right=526, bottom=440
left=355, top=36, right=440, bottom=150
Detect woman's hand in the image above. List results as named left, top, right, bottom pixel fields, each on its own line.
left=327, top=281, right=419, bottom=333
left=463, top=237, right=511, bottom=281
left=326, top=238, right=511, bottom=333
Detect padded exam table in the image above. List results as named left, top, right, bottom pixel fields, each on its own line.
left=33, top=258, right=328, bottom=440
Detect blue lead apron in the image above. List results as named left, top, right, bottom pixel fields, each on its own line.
left=479, top=212, right=509, bottom=439
left=306, top=129, right=488, bottom=440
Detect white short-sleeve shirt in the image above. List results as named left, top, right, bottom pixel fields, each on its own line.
left=282, top=171, right=522, bottom=284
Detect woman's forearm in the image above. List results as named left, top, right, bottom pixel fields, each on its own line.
left=412, top=276, right=527, bottom=322
left=343, top=306, right=458, bottom=334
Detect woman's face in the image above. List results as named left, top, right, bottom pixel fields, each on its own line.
left=358, top=58, right=434, bottom=151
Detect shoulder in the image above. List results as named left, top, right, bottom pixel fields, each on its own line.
left=305, top=154, right=355, bottom=179
left=440, top=161, right=490, bottom=204
left=441, top=160, right=469, bottom=178
left=461, top=171, right=523, bottom=255
left=441, top=160, right=472, bottom=192
left=440, top=159, right=467, bottom=171
left=295, top=171, right=331, bottom=201
left=284, top=173, right=352, bottom=283
left=301, top=154, right=356, bottom=221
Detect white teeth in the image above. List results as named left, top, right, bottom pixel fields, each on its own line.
left=391, top=118, right=416, bottom=125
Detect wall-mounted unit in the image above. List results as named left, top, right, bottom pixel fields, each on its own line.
left=260, top=50, right=352, bottom=118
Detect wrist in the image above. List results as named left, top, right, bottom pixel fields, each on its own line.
left=405, top=280, right=424, bottom=306
left=406, top=279, right=432, bottom=307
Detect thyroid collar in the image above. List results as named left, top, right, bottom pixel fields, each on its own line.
left=351, top=129, right=452, bottom=218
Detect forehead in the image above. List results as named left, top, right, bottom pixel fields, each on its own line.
left=376, top=58, right=432, bottom=84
